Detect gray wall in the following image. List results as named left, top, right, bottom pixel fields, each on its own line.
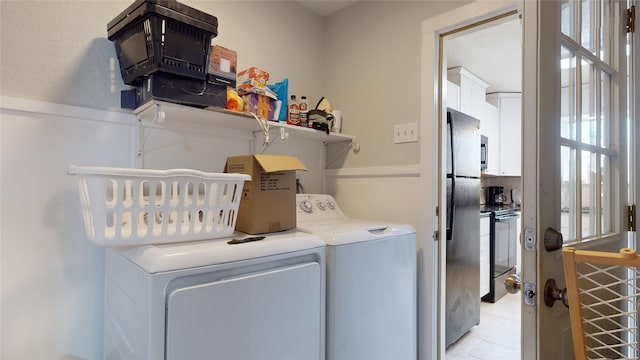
left=323, top=1, right=471, bottom=169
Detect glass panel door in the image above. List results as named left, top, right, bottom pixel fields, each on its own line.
left=559, top=0, right=624, bottom=244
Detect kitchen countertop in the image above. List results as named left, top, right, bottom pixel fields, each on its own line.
left=480, top=205, right=521, bottom=216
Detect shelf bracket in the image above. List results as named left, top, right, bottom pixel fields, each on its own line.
left=137, top=102, right=166, bottom=124
left=136, top=103, right=166, bottom=164
left=325, top=137, right=359, bottom=168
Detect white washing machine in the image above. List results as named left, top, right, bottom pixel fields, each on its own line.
left=296, top=194, right=417, bottom=360
left=104, top=230, right=326, bottom=360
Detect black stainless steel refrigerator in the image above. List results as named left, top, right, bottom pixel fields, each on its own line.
left=445, top=108, right=481, bottom=348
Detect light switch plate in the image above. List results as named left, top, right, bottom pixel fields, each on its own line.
left=394, top=122, right=418, bottom=143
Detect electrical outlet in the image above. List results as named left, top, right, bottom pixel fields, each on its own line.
left=394, top=122, right=418, bottom=144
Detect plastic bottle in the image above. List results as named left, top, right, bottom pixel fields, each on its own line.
left=287, top=95, right=300, bottom=126
left=299, top=96, right=309, bottom=127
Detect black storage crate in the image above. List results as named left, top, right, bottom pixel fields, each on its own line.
left=134, top=72, right=228, bottom=108
left=108, top=0, right=218, bottom=85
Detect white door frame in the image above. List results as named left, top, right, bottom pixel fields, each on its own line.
left=634, top=0, right=640, bottom=241
left=520, top=1, right=539, bottom=358
left=419, top=1, right=525, bottom=359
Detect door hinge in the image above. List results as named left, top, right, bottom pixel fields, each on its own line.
left=627, top=204, right=636, bottom=232
left=626, top=6, right=635, bottom=33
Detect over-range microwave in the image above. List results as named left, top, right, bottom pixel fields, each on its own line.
left=480, top=135, right=488, bottom=171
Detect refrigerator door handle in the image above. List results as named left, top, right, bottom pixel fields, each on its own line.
left=447, top=176, right=455, bottom=241
left=446, top=119, right=455, bottom=241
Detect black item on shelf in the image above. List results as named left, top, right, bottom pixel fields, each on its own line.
left=107, top=0, right=218, bottom=85
left=312, top=122, right=330, bottom=134
left=134, top=72, right=227, bottom=108
left=120, top=89, right=137, bottom=109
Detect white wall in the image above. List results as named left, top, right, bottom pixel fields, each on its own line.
left=1, top=95, right=333, bottom=359
left=0, top=2, right=328, bottom=358
left=1, top=99, right=134, bottom=360
left=0, top=1, right=326, bottom=111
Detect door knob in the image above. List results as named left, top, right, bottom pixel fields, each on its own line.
left=504, top=273, right=521, bottom=294
left=544, top=227, right=564, bottom=252
left=505, top=274, right=536, bottom=303
left=544, top=278, right=569, bottom=308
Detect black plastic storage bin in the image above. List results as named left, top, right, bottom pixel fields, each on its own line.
left=134, top=73, right=229, bottom=108
left=108, top=0, right=218, bottom=85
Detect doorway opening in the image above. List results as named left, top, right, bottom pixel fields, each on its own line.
left=440, top=12, right=524, bottom=360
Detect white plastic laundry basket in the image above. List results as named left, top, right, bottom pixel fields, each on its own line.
left=68, top=166, right=250, bottom=246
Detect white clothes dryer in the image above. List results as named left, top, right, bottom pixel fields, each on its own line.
left=104, top=230, right=326, bottom=360
left=296, top=194, right=417, bottom=360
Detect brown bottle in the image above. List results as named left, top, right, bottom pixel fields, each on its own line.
left=287, top=95, right=300, bottom=126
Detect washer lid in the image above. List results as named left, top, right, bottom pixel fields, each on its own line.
left=113, top=230, right=325, bottom=273
left=297, top=219, right=416, bottom=246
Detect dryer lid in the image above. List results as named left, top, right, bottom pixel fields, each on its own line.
left=112, top=230, right=325, bottom=273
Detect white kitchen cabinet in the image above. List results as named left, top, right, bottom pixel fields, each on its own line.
left=446, top=81, right=461, bottom=111
left=486, top=93, right=522, bottom=176
left=479, top=216, right=491, bottom=298
left=447, top=67, right=489, bottom=120
left=481, top=102, right=500, bottom=175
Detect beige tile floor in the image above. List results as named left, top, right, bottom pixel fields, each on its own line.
left=445, top=292, right=521, bottom=360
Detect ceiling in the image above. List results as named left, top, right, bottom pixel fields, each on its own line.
left=296, top=0, right=356, bottom=16
left=445, top=18, right=522, bottom=93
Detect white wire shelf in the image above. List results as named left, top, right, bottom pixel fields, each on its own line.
left=134, top=100, right=353, bottom=144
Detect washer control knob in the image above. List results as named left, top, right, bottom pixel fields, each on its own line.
left=300, top=200, right=313, bottom=213
left=326, top=201, right=336, bottom=210
left=316, top=200, right=326, bottom=210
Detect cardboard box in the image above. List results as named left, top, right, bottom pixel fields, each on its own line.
left=237, top=67, right=270, bottom=89
left=208, top=45, right=237, bottom=83
left=242, top=93, right=276, bottom=120
left=225, top=155, right=307, bottom=234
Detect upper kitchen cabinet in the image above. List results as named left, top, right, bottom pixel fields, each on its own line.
left=447, top=67, right=489, bottom=121
left=486, top=93, right=522, bottom=176
left=481, top=101, right=500, bottom=175
left=446, top=81, right=461, bottom=112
